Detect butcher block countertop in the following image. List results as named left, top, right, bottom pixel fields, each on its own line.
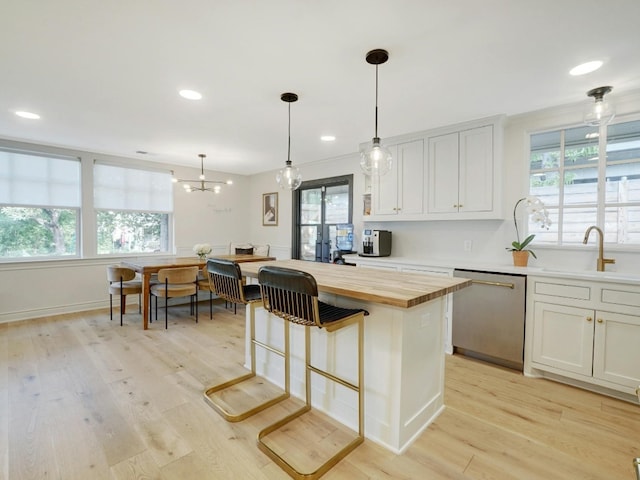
left=239, top=259, right=471, bottom=308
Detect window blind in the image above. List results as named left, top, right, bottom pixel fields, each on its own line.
left=94, top=163, right=173, bottom=212
left=0, top=150, right=81, bottom=207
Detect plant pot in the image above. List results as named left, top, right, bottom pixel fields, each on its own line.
left=512, top=251, right=529, bottom=267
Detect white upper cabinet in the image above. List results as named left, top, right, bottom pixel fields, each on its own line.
left=364, top=115, right=504, bottom=222
left=372, top=139, right=425, bottom=218
left=427, top=124, right=499, bottom=219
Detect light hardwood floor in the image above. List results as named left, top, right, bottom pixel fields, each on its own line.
left=1, top=303, right=638, bottom=479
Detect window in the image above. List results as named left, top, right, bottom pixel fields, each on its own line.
left=292, top=175, right=353, bottom=262
left=0, top=149, right=81, bottom=259
left=94, top=163, right=173, bottom=255
left=529, top=118, right=640, bottom=246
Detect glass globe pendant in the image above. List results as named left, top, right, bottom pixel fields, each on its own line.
left=583, top=86, right=615, bottom=126
left=360, top=49, right=392, bottom=176
left=276, top=92, right=302, bottom=190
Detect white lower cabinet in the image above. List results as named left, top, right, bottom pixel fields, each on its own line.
left=532, top=302, right=594, bottom=376
left=528, top=276, right=640, bottom=396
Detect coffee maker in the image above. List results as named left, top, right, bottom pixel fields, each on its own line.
left=360, top=229, right=392, bottom=257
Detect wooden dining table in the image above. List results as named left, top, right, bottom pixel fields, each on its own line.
left=122, top=254, right=275, bottom=329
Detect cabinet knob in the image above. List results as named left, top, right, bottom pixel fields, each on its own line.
left=586, top=316, right=593, bottom=322
left=453, top=204, right=458, bottom=208
left=597, top=318, right=603, bottom=323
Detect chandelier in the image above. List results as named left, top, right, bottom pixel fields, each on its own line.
left=172, top=154, right=232, bottom=193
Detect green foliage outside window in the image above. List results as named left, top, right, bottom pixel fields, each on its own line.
left=96, top=210, right=168, bottom=254
left=0, top=207, right=77, bottom=257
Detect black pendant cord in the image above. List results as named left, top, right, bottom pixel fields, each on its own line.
left=287, top=102, right=292, bottom=165
left=374, top=64, right=379, bottom=139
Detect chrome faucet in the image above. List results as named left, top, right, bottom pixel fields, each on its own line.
left=583, top=226, right=615, bottom=272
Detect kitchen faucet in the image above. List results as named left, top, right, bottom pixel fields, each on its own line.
left=582, top=226, right=615, bottom=272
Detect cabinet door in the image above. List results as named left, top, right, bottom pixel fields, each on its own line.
left=427, top=132, right=459, bottom=213
left=372, top=145, right=399, bottom=215
left=531, top=302, right=594, bottom=376
left=459, top=125, right=493, bottom=213
left=593, top=311, right=640, bottom=388
left=397, top=139, right=424, bottom=216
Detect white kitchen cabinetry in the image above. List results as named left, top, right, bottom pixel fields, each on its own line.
left=527, top=276, right=640, bottom=397
left=371, top=139, right=425, bottom=218
left=427, top=125, right=495, bottom=217
left=363, top=115, right=504, bottom=222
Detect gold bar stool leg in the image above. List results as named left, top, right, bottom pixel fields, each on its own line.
left=203, top=302, right=290, bottom=422
left=255, top=265, right=366, bottom=480
left=203, top=258, right=290, bottom=422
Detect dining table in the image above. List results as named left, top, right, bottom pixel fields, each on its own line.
left=122, top=254, right=275, bottom=329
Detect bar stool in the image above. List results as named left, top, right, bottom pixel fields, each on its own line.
left=203, top=258, right=290, bottom=422
left=256, top=265, right=368, bottom=480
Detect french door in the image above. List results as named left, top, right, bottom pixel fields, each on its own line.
left=293, top=175, right=353, bottom=262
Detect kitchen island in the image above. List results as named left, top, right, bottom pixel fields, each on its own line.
left=238, top=259, right=470, bottom=453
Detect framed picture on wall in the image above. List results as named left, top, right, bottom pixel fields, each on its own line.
left=262, top=192, right=278, bottom=226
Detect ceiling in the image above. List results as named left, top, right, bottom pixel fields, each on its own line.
left=2, top=0, right=640, bottom=176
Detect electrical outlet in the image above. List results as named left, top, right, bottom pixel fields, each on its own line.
left=464, top=240, right=473, bottom=252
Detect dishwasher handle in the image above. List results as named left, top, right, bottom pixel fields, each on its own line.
left=471, top=279, right=515, bottom=289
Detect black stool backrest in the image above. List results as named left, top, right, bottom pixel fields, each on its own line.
left=258, top=266, right=319, bottom=327
left=207, top=258, right=245, bottom=304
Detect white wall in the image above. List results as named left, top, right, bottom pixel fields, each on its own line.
left=3, top=89, right=640, bottom=322
left=250, top=89, right=640, bottom=274
left=0, top=146, right=252, bottom=322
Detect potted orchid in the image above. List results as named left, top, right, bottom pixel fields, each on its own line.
left=506, top=196, right=551, bottom=266
left=193, top=243, right=212, bottom=261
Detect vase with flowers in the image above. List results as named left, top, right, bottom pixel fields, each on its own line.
left=506, top=196, right=551, bottom=266
left=193, top=243, right=212, bottom=261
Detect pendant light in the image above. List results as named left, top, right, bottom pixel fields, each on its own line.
left=360, top=49, right=392, bottom=176
left=276, top=92, right=302, bottom=190
left=171, top=154, right=232, bottom=193
left=584, top=86, right=615, bottom=126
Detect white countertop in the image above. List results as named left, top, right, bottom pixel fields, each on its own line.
left=342, top=254, right=640, bottom=285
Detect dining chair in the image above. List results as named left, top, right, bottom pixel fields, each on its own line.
left=203, top=258, right=290, bottom=422
left=256, top=265, right=368, bottom=480
left=197, top=266, right=215, bottom=319
left=252, top=244, right=270, bottom=256
left=150, top=266, right=199, bottom=329
left=106, top=265, right=142, bottom=326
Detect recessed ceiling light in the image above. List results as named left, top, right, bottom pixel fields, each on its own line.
left=179, top=89, right=202, bottom=100
left=15, top=111, right=40, bottom=119
left=569, top=61, right=603, bottom=76
left=321, top=135, right=336, bottom=142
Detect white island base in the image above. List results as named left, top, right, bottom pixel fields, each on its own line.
left=247, top=292, right=446, bottom=454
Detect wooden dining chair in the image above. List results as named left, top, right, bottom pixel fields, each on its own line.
left=256, top=265, right=368, bottom=480
left=150, top=266, right=199, bottom=329
left=203, top=258, right=290, bottom=422
left=197, top=266, right=215, bottom=319
left=106, top=265, right=142, bottom=326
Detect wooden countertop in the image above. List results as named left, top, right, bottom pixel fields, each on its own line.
left=240, top=259, right=471, bottom=308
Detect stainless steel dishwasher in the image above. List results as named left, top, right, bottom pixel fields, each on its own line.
left=452, top=269, right=526, bottom=370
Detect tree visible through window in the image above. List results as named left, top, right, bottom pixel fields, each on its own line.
left=529, top=118, right=640, bottom=245
left=0, top=150, right=80, bottom=259
left=94, top=163, right=172, bottom=255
